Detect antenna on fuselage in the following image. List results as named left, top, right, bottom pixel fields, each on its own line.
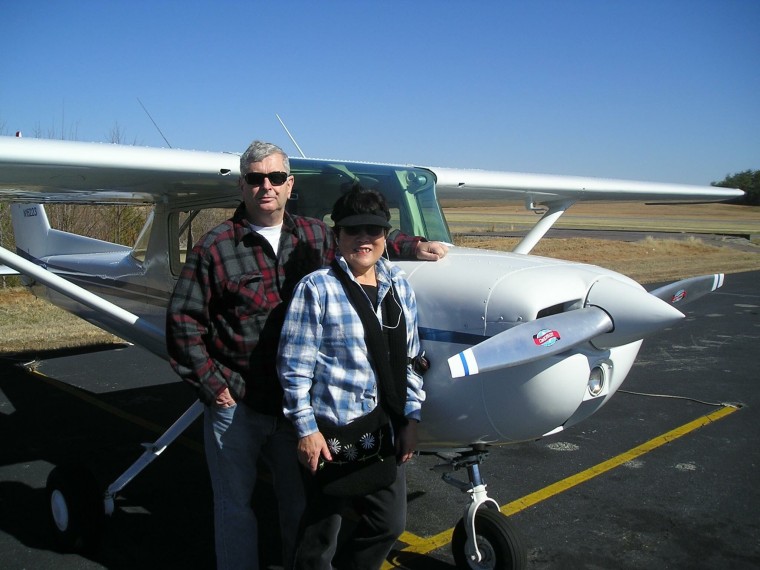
left=137, top=97, right=172, bottom=148
left=276, top=114, right=306, bottom=158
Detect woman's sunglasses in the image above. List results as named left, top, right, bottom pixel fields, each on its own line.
left=341, top=225, right=386, bottom=237
left=244, top=171, right=289, bottom=186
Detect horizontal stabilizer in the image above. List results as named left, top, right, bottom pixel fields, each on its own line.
left=648, top=274, right=724, bottom=307
left=0, top=244, right=166, bottom=358
left=448, top=307, right=613, bottom=378
left=0, top=265, right=18, bottom=276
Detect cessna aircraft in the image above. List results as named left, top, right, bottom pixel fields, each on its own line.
left=0, top=134, right=743, bottom=569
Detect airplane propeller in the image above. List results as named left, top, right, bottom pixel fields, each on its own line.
left=448, top=306, right=613, bottom=378
left=448, top=275, right=696, bottom=378
left=648, top=273, right=724, bottom=307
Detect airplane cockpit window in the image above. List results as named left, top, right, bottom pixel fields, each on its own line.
left=287, top=159, right=451, bottom=243
left=167, top=160, right=451, bottom=276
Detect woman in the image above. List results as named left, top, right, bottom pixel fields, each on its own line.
left=277, top=185, right=425, bottom=569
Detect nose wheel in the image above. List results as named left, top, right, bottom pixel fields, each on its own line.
left=452, top=509, right=526, bottom=570
left=434, top=447, right=527, bottom=570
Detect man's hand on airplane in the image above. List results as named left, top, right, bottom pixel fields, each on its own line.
left=416, top=241, right=449, bottom=261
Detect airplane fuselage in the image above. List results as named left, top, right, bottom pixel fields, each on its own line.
left=23, top=232, right=642, bottom=451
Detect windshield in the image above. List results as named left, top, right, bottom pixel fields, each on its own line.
left=287, top=158, right=451, bottom=242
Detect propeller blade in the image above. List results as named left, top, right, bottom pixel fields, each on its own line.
left=448, top=306, right=613, bottom=378
left=648, top=273, right=724, bottom=307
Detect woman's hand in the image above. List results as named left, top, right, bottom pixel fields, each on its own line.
left=298, top=432, right=333, bottom=474
left=396, top=420, right=419, bottom=464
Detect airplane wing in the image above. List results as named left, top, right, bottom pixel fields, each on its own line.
left=427, top=165, right=743, bottom=253
left=0, top=136, right=744, bottom=207
left=430, top=166, right=744, bottom=204
left=0, top=136, right=240, bottom=205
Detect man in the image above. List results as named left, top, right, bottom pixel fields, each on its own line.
left=166, top=140, right=446, bottom=570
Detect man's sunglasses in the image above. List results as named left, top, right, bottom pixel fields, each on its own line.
left=341, top=225, right=386, bottom=237
left=244, top=171, right=289, bottom=186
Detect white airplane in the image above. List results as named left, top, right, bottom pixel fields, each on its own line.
left=0, top=135, right=743, bottom=569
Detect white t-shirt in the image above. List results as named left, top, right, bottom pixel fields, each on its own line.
left=251, top=223, right=283, bottom=255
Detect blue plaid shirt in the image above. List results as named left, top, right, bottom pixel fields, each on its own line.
left=277, top=255, right=425, bottom=438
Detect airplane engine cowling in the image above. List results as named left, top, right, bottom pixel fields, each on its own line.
left=398, top=250, right=644, bottom=449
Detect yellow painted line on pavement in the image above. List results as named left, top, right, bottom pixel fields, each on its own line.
left=500, top=404, right=738, bottom=515
left=383, top=405, right=740, bottom=568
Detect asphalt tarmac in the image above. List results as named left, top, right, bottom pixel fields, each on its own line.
left=1, top=270, right=758, bottom=569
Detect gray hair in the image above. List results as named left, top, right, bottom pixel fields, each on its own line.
left=239, top=140, right=290, bottom=174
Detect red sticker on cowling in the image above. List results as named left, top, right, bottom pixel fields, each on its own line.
left=533, top=329, right=560, bottom=347
left=671, top=289, right=687, bottom=303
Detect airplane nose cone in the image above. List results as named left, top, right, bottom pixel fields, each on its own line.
left=586, top=277, right=684, bottom=348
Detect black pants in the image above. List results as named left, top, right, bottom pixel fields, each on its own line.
left=293, top=464, right=407, bottom=570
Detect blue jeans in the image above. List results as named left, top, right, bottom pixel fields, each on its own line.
left=204, top=403, right=306, bottom=570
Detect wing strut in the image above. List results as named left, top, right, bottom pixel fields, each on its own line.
left=103, top=400, right=204, bottom=515
left=513, top=199, right=575, bottom=254
left=0, top=244, right=207, bottom=530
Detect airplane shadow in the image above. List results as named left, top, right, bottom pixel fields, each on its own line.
left=0, top=345, right=456, bottom=569
left=388, top=551, right=456, bottom=570
left=0, top=347, right=283, bottom=569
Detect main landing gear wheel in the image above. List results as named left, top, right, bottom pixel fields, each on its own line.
left=46, top=464, right=105, bottom=552
left=452, top=509, right=527, bottom=570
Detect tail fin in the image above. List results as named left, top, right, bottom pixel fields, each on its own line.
left=10, top=203, right=129, bottom=260
left=10, top=204, right=52, bottom=258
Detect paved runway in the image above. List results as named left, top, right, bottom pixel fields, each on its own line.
left=1, top=271, right=758, bottom=569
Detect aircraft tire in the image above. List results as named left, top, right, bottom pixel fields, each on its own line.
left=46, top=464, right=104, bottom=552
left=451, top=509, right=527, bottom=570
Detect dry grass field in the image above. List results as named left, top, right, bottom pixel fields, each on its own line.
left=458, top=234, right=760, bottom=283
left=1, top=202, right=758, bottom=354
left=441, top=200, right=760, bottom=235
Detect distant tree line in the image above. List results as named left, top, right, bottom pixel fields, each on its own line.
left=712, top=169, right=760, bottom=205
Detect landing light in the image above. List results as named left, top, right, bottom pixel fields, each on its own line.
left=587, top=365, right=606, bottom=397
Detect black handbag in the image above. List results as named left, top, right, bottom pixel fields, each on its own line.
left=315, top=405, right=396, bottom=497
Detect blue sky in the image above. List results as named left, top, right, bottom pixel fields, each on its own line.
left=1, top=1, right=757, bottom=185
